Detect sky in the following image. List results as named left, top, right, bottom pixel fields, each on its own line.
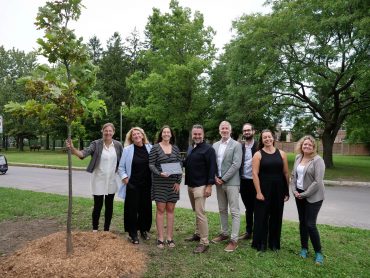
left=0, top=0, right=270, bottom=54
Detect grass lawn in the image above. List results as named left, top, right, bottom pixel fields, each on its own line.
left=286, top=153, right=370, bottom=182
left=2, top=150, right=88, bottom=168
left=1, top=187, right=369, bottom=277
left=2, top=150, right=370, bottom=181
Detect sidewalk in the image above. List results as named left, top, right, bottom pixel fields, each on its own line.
left=2, top=165, right=370, bottom=229
left=9, top=162, right=370, bottom=188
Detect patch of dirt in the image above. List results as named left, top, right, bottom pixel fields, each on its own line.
left=0, top=218, right=62, bottom=256
left=0, top=220, right=147, bottom=277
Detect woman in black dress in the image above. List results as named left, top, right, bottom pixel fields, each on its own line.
left=251, top=129, right=290, bottom=251
left=149, top=125, right=182, bottom=248
left=118, top=127, right=152, bottom=244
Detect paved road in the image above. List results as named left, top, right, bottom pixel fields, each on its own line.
left=1, top=166, right=370, bottom=229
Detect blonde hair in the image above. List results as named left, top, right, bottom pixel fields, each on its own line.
left=124, top=127, right=149, bottom=147
left=295, top=135, right=317, bottom=157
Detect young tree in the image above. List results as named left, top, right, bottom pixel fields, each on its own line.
left=24, top=0, right=106, bottom=254
left=225, top=0, right=370, bottom=167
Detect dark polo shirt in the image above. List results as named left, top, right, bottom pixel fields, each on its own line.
left=184, top=141, right=217, bottom=187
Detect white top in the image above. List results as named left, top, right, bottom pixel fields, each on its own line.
left=296, top=164, right=305, bottom=190
left=90, top=142, right=119, bottom=195
left=217, top=137, right=231, bottom=177
left=242, top=140, right=254, bottom=179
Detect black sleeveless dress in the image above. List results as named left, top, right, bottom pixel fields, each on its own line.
left=252, top=148, right=288, bottom=251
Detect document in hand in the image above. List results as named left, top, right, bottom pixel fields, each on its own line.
left=161, top=162, right=183, bottom=175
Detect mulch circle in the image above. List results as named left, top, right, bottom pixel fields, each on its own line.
left=0, top=231, right=147, bottom=277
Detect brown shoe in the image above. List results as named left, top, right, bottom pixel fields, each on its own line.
left=239, top=232, right=252, bottom=240
left=224, top=240, right=238, bottom=252
left=211, top=234, right=229, bottom=243
left=193, top=244, right=209, bottom=254
left=184, top=234, right=201, bottom=242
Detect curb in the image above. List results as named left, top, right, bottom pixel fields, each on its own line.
left=9, top=162, right=85, bottom=171
left=8, top=163, right=370, bottom=188
left=324, top=180, right=370, bottom=188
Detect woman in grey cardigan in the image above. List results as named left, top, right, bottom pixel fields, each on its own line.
left=290, top=135, right=325, bottom=265
left=66, top=123, right=123, bottom=232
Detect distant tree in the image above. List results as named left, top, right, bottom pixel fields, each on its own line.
left=3, top=101, right=39, bottom=150
left=97, top=32, right=131, bottom=125
left=207, top=56, right=281, bottom=140
left=87, top=35, right=103, bottom=65
left=0, top=46, right=37, bottom=148
left=225, top=0, right=370, bottom=167
left=127, top=0, right=215, bottom=148
left=345, top=110, right=370, bottom=145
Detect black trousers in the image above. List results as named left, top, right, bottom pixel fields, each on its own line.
left=124, top=182, right=152, bottom=238
left=295, top=191, right=323, bottom=253
left=252, top=183, right=285, bottom=251
left=240, top=178, right=256, bottom=234
left=92, top=194, right=115, bottom=231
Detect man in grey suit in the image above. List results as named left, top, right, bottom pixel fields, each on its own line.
left=211, top=121, right=243, bottom=252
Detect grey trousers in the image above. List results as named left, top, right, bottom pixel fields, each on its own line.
left=216, top=185, right=241, bottom=242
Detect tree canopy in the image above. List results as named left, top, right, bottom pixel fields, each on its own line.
left=222, top=0, right=370, bottom=167
left=126, top=0, right=216, bottom=147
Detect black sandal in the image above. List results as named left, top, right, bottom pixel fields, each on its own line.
left=157, top=239, right=165, bottom=249
left=167, top=239, right=175, bottom=248
left=131, top=236, right=139, bottom=244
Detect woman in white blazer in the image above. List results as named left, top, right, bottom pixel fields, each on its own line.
left=290, top=135, right=325, bottom=265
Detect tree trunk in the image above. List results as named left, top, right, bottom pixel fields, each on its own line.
left=66, top=124, right=73, bottom=255
left=52, top=138, right=56, bottom=151
left=79, top=138, right=84, bottom=150
left=1, top=134, right=4, bottom=150
left=321, top=129, right=336, bottom=169
left=19, top=136, right=24, bottom=151
left=5, top=135, right=8, bottom=151
left=46, top=134, right=50, bottom=150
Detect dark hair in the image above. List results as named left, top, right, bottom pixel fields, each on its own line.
left=258, top=129, right=275, bottom=150
left=242, top=123, right=254, bottom=131
left=192, top=124, right=204, bottom=131
left=157, top=125, right=176, bottom=145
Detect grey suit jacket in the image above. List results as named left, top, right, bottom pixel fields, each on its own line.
left=212, top=138, right=242, bottom=186
left=290, top=154, right=325, bottom=203
left=81, top=139, right=123, bottom=173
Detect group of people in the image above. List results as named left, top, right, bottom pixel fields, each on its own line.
left=66, top=120, right=326, bottom=265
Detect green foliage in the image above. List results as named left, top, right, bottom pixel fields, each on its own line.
left=95, top=32, right=131, bottom=125
left=127, top=0, right=215, bottom=147
left=29, top=0, right=106, bottom=127
left=345, top=109, right=370, bottom=145
left=3, top=101, right=40, bottom=150
left=223, top=0, right=370, bottom=167
left=0, top=46, right=38, bottom=145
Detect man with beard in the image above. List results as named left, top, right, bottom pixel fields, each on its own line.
left=239, top=123, right=258, bottom=240
left=184, top=124, right=217, bottom=253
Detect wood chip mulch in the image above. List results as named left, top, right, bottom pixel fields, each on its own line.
left=0, top=231, right=147, bottom=277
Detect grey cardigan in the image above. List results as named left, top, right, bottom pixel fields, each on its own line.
left=81, top=139, right=123, bottom=173
left=290, top=154, right=325, bottom=203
